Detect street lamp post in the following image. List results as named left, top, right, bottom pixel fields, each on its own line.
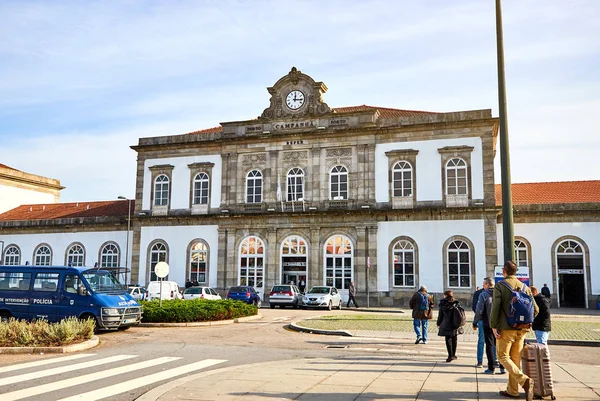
left=118, top=196, right=132, bottom=285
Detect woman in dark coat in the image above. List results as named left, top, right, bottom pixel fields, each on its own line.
left=437, top=290, right=463, bottom=362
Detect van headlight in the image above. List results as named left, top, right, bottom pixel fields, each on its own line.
left=103, top=308, right=120, bottom=316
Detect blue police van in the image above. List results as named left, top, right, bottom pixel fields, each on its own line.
left=0, top=265, right=142, bottom=330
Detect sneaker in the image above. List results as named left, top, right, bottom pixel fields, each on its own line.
left=451, top=356, right=458, bottom=360
left=523, top=378, right=534, bottom=401
left=499, top=368, right=506, bottom=374
left=446, top=357, right=453, bottom=362
left=422, top=341, right=427, bottom=344
left=475, top=363, right=483, bottom=368
left=415, top=338, right=422, bottom=344
left=484, top=369, right=495, bottom=374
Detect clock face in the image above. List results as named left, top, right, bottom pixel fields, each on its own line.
left=286, top=90, right=305, bottom=110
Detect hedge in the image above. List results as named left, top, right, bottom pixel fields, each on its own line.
left=140, top=299, right=258, bottom=323
left=0, top=317, right=95, bottom=347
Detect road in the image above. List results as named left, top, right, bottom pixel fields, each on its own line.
left=0, top=308, right=598, bottom=400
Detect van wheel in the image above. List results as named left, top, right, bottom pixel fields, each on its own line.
left=80, top=314, right=99, bottom=333
left=0, top=311, right=11, bottom=323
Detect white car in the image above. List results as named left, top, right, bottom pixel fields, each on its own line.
left=145, top=281, right=183, bottom=300
left=183, top=286, right=222, bottom=300
left=302, top=286, right=342, bottom=310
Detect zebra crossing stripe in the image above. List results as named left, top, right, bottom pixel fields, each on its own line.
left=0, top=353, right=95, bottom=374
left=1, top=356, right=181, bottom=401
left=56, top=359, right=227, bottom=401
left=0, top=354, right=137, bottom=386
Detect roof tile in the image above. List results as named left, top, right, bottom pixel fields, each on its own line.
left=495, top=181, right=600, bottom=206
left=0, top=200, right=130, bottom=221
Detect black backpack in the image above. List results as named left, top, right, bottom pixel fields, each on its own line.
left=452, top=304, right=467, bottom=329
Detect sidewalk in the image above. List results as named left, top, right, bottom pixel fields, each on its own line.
left=141, top=339, right=599, bottom=400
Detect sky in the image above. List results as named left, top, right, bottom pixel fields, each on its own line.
left=1, top=0, right=599, bottom=203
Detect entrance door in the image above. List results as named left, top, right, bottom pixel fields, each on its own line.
left=239, top=236, right=265, bottom=301
left=324, top=235, right=353, bottom=303
left=281, top=236, right=308, bottom=292
left=556, top=240, right=586, bottom=308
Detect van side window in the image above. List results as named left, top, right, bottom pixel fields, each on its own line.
left=64, top=274, right=82, bottom=294
left=33, top=273, right=60, bottom=292
left=0, top=272, right=32, bottom=291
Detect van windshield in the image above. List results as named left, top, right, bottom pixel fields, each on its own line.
left=82, top=271, right=125, bottom=293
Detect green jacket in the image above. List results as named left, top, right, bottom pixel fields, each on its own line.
left=490, top=275, right=539, bottom=331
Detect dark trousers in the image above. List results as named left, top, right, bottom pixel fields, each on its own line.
left=445, top=335, right=457, bottom=358
left=347, top=295, right=359, bottom=307
left=483, top=325, right=504, bottom=371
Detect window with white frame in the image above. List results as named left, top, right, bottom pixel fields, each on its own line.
left=445, top=158, right=468, bottom=195
left=447, top=240, right=471, bottom=288
left=330, top=165, right=348, bottom=200
left=189, top=241, right=207, bottom=283
left=154, top=174, right=170, bottom=206
left=392, top=161, right=413, bottom=197
left=287, top=168, right=304, bottom=201
left=514, top=240, right=529, bottom=267
left=66, top=244, right=85, bottom=267
left=149, top=242, right=168, bottom=281
left=239, top=236, right=264, bottom=288
left=3, top=246, right=20, bottom=265
left=324, top=235, right=353, bottom=289
left=100, top=243, right=119, bottom=268
left=193, top=172, right=210, bottom=205
left=392, top=240, right=415, bottom=287
left=34, top=245, right=52, bottom=266
left=246, top=170, right=263, bottom=203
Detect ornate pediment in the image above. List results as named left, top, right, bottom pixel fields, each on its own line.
left=260, top=67, right=331, bottom=120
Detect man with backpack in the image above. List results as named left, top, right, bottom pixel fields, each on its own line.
left=409, top=285, right=434, bottom=344
left=491, top=261, right=539, bottom=401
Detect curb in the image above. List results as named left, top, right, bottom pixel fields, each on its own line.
left=138, top=313, right=263, bottom=327
left=289, top=320, right=352, bottom=337
left=0, top=335, right=99, bottom=354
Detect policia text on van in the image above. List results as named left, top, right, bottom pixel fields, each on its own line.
left=0, top=265, right=142, bottom=330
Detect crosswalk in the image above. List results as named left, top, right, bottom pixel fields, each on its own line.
left=0, top=353, right=226, bottom=401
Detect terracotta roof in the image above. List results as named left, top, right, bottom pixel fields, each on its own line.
left=182, top=105, right=438, bottom=135
left=0, top=200, right=130, bottom=221
left=0, top=163, right=20, bottom=171
left=495, top=181, right=600, bottom=206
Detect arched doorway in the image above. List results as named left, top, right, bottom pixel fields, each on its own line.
left=281, top=236, right=308, bottom=292
left=239, top=236, right=265, bottom=300
left=556, top=239, right=586, bottom=308
left=324, top=235, right=353, bottom=301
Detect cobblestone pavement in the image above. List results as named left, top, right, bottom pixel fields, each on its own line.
left=296, top=311, right=600, bottom=341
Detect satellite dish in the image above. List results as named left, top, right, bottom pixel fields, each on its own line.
left=154, top=262, right=170, bottom=278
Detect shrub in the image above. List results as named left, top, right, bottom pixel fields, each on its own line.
left=0, top=317, right=95, bottom=347
left=140, top=299, right=258, bottom=323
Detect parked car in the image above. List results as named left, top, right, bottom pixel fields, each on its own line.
left=127, top=285, right=146, bottom=301
left=302, top=286, right=342, bottom=310
left=145, top=281, right=183, bottom=300
left=268, top=284, right=303, bottom=309
left=183, top=286, right=222, bottom=300
left=226, top=285, right=262, bottom=307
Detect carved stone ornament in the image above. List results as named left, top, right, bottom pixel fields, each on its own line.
left=242, top=153, right=267, bottom=165
left=283, top=151, right=308, bottom=161
left=326, top=148, right=352, bottom=158
left=260, top=67, right=331, bottom=120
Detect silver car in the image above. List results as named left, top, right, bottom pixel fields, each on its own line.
left=268, top=284, right=302, bottom=308
left=302, top=286, right=342, bottom=310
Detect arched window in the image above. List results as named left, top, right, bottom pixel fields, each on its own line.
left=193, top=172, right=210, bottom=205
left=392, top=240, right=415, bottom=287
left=239, top=236, right=264, bottom=288
left=3, top=245, right=21, bottom=265
left=246, top=170, right=263, bottom=203
left=557, top=240, right=582, bottom=254
left=66, top=244, right=85, bottom=267
left=445, top=158, right=468, bottom=195
left=34, top=245, right=52, bottom=266
left=100, top=243, right=119, bottom=268
left=330, top=165, right=348, bottom=200
left=514, top=240, right=529, bottom=267
left=447, top=240, right=471, bottom=288
left=392, top=161, right=413, bottom=197
left=324, top=235, right=353, bottom=289
left=149, top=242, right=168, bottom=281
left=189, top=241, right=208, bottom=284
left=154, top=174, right=170, bottom=206
left=287, top=168, right=304, bottom=201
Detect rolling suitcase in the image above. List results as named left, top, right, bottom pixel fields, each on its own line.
left=521, top=342, right=556, bottom=400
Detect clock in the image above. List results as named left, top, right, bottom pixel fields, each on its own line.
left=285, top=90, right=305, bottom=110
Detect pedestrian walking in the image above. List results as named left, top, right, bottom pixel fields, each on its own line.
left=471, top=284, right=485, bottom=367
left=347, top=281, right=359, bottom=308
left=531, top=286, right=551, bottom=346
left=409, top=285, right=434, bottom=344
left=541, top=283, right=551, bottom=298
left=491, top=261, right=539, bottom=401
left=473, top=277, right=505, bottom=375
left=437, top=290, right=464, bottom=362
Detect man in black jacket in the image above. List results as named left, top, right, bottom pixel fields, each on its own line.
left=531, top=286, right=551, bottom=345
left=471, top=285, right=485, bottom=367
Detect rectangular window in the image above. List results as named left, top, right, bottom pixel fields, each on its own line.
left=33, top=273, right=60, bottom=292
left=0, top=272, right=31, bottom=291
